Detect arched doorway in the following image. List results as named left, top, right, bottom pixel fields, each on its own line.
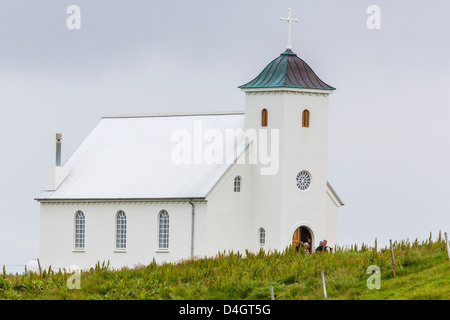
left=292, top=226, right=313, bottom=253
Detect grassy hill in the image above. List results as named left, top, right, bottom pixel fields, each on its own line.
left=1, top=234, right=449, bottom=300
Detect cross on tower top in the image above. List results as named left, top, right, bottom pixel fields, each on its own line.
left=280, top=8, right=299, bottom=50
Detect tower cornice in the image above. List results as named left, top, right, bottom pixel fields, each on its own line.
left=241, top=87, right=333, bottom=96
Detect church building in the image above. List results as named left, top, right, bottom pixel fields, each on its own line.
left=35, top=9, right=343, bottom=270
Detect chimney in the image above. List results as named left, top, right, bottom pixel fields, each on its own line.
left=44, top=133, right=70, bottom=191
left=56, top=133, right=62, bottom=166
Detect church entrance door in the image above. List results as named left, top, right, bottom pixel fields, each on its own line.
left=292, top=226, right=313, bottom=253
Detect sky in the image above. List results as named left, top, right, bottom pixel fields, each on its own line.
left=1, top=0, right=449, bottom=271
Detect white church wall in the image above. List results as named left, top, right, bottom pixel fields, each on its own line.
left=190, top=201, right=208, bottom=259
left=248, top=164, right=283, bottom=253
left=39, top=200, right=202, bottom=270
left=204, top=156, right=253, bottom=257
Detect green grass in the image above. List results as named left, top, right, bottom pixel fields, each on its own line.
left=1, top=234, right=449, bottom=300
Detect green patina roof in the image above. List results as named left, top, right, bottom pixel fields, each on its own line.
left=239, top=49, right=335, bottom=90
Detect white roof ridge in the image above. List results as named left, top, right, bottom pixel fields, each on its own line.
left=102, top=111, right=245, bottom=119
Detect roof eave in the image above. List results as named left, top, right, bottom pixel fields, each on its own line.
left=240, top=87, right=335, bottom=94
left=35, top=197, right=207, bottom=203
left=327, top=181, right=344, bottom=206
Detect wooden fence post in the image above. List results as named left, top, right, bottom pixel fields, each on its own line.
left=390, top=239, right=396, bottom=277
left=445, top=232, right=450, bottom=261
left=270, top=285, right=275, bottom=300
left=37, top=258, right=42, bottom=275
left=321, top=270, right=327, bottom=299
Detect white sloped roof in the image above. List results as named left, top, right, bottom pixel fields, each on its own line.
left=36, top=112, right=246, bottom=200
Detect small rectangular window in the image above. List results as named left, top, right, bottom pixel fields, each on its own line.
left=259, top=228, right=265, bottom=246
left=234, top=176, right=241, bottom=192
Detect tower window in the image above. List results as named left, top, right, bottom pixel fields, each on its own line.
left=261, top=109, right=268, bottom=127
left=234, top=176, right=241, bottom=192
left=302, top=109, right=310, bottom=127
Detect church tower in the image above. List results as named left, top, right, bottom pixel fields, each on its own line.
left=239, top=9, right=343, bottom=252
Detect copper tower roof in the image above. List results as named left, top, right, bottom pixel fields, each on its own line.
left=239, top=49, right=335, bottom=91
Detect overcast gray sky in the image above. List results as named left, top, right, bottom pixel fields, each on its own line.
left=1, top=0, right=449, bottom=270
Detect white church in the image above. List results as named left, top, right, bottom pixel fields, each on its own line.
left=35, top=9, right=343, bottom=270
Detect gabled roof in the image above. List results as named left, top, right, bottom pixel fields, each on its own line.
left=36, top=112, right=247, bottom=201
left=239, top=49, right=335, bottom=91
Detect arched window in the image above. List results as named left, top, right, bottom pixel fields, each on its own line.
left=74, top=211, right=85, bottom=249
left=259, top=228, right=266, bottom=246
left=261, top=109, right=268, bottom=127
left=302, top=109, right=310, bottom=127
left=158, top=210, right=169, bottom=249
left=116, top=211, right=127, bottom=250
left=234, top=176, right=241, bottom=192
